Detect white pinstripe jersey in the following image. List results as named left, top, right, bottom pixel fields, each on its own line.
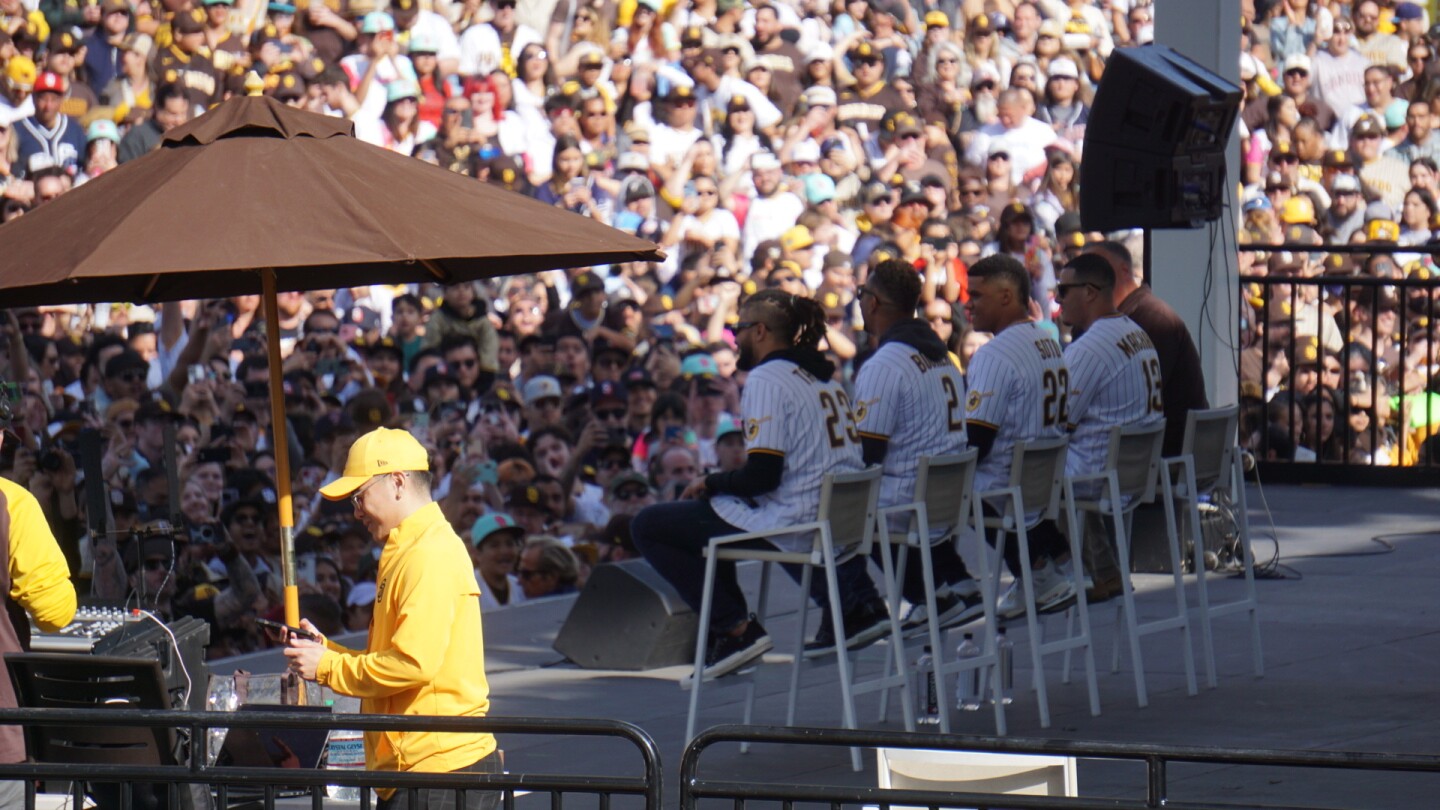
left=1063, top=313, right=1164, bottom=478
left=854, top=342, right=968, bottom=532
left=711, top=356, right=864, bottom=551
left=966, top=320, right=1067, bottom=494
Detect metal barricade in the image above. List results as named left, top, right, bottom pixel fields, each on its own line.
left=0, top=708, right=662, bottom=809
left=1237, top=242, right=1440, bottom=486
left=679, top=724, right=1440, bottom=809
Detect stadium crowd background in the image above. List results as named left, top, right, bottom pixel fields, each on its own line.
left=0, top=0, right=1436, bottom=655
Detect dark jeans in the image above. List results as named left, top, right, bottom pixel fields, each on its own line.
left=632, top=499, right=879, bottom=634
left=376, top=753, right=502, bottom=810
left=981, top=502, right=1068, bottom=576
left=873, top=531, right=973, bottom=605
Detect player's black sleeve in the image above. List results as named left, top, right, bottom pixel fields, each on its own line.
left=705, top=453, right=784, bottom=498
left=861, top=436, right=889, bottom=466
left=969, top=423, right=998, bottom=462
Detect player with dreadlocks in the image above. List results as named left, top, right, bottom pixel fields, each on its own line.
left=633, top=290, right=889, bottom=680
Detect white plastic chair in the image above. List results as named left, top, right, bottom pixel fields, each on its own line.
left=978, top=436, right=1100, bottom=729
left=1065, top=421, right=1199, bottom=708
left=875, top=747, right=1077, bottom=809
left=860, top=450, right=1007, bottom=736
left=1164, top=406, right=1264, bottom=687
left=684, top=465, right=882, bottom=771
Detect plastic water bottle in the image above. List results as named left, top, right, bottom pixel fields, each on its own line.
left=915, top=646, right=940, bottom=725
left=955, top=633, right=983, bottom=711
left=992, top=625, right=1015, bottom=705
left=324, top=726, right=366, bottom=800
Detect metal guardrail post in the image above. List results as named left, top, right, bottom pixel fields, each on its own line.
left=680, top=724, right=1440, bottom=810
left=0, top=708, right=663, bottom=809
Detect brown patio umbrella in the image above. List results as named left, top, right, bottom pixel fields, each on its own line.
left=0, top=92, right=663, bottom=626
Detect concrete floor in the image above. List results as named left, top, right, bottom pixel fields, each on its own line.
left=218, top=483, right=1440, bottom=808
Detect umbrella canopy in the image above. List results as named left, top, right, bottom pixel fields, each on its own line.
left=0, top=95, right=662, bottom=307
left=0, top=92, right=663, bottom=631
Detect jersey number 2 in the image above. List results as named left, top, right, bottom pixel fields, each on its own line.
left=1042, top=369, right=1070, bottom=427
left=820, top=391, right=859, bottom=448
left=940, top=376, right=965, bottom=432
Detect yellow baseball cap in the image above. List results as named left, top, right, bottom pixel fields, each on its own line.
left=319, top=427, right=430, bottom=500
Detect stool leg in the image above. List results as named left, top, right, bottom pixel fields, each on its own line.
left=1230, top=452, right=1265, bottom=679
left=819, top=526, right=862, bottom=771
left=1184, top=459, right=1218, bottom=689
left=686, top=544, right=722, bottom=743
left=1110, top=473, right=1148, bottom=709
left=786, top=563, right=813, bottom=728
left=1159, top=477, right=1199, bottom=697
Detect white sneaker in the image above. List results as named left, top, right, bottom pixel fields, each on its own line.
left=1033, top=559, right=1077, bottom=614
left=996, top=559, right=1076, bottom=619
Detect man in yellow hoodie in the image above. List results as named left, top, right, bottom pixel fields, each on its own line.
left=285, top=427, right=497, bottom=809
left=0, top=410, right=78, bottom=805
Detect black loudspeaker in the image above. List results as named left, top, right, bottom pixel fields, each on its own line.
left=1081, top=44, right=1241, bottom=231
left=553, top=559, right=698, bottom=671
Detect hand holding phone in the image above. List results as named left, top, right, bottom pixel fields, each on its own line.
left=257, top=617, right=320, bottom=642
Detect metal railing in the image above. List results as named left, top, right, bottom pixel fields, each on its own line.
left=679, top=725, right=1440, bottom=809
left=1237, top=242, right=1440, bottom=485
left=0, top=708, right=662, bottom=809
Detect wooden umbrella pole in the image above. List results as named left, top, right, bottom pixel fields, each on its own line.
left=261, top=268, right=301, bottom=629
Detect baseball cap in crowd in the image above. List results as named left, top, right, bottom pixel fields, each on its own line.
left=790, top=140, right=821, bottom=164
left=386, top=79, right=420, bottom=103
left=885, top=110, right=922, bottom=138
left=780, top=224, right=815, bottom=252
left=33, top=71, right=66, bottom=95
left=136, top=399, right=180, bottom=424
left=591, top=380, right=627, bottom=409
left=1047, top=57, right=1079, bottom=79
left=572, top=270, right=604, bottom=295
left=715, top=413, right=743, bottom=440
left=680, top=24, right=705, bottom=47
left=1331, top=174, right=1361, bottom=195
left=174, top=8, right=207, bottom=33
left=274, top=72, right=305, bottom=101
left=622, top=368, right=655, bottom=389
left=319, top=427, right=431, bottom=500
left=6, top=56, right=36, bottom=91
left=360, top=11, right=395, bottom=34
left=347, top=581, right=377, bottom=607
left=971, top=63, right=1001, bottom=88
left=47, top=31, right=81, bottom=54
left=680, top=353, right=719, bottom=379
left=87, top=119, right=120, bottom=144
left=616, top=151, right=649, bottom=173
left=925, top=10, right=949, bottom=28
left=100, top=0, right=129, bottom=13
left=522, top=375, right=563, bottom=405
left=802, top=85, right=836, bottom=107
left=1395, top=2, right=1424, bottom=21
left=862, top=179, right=894, bottom=205
left=576, top=47, right=605, bottom=68
left=506, top=485, right=552, bottom=515
left=1351, top=116, right=1384, bottom=139
left=1323, top=149, right=1355, bottom=169
left=472, top=512, right=524, bottom=547
left=806, top=41, right=833, bottom=64
left=665, top=83, right=696, bottom=102
left=269, top=0, right=297, bottom=12
left=1282, top=53, right=1311, bottom=74
left=1036, top=18, right=1063, bottom=38
left=1365, top=200, right=1395, bottom=223
left=1323, top=253, right=1357, bottom=275
left=606, top=471, right=651, bottom=500
left=408, top=30, right=440, bottom=55
left=898, top=181, right=929, bottom=206
left=750, top=151, right=781, bottom=171
left=803, top=173, right=837, bottom=205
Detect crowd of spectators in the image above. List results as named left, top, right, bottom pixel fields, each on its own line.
left=3, top=0, right=1439, bottom=657
left=1235, top=0, right=1440, bottom=467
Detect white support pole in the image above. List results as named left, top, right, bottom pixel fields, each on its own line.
left=1151, top=0, right=1243, bottom=407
